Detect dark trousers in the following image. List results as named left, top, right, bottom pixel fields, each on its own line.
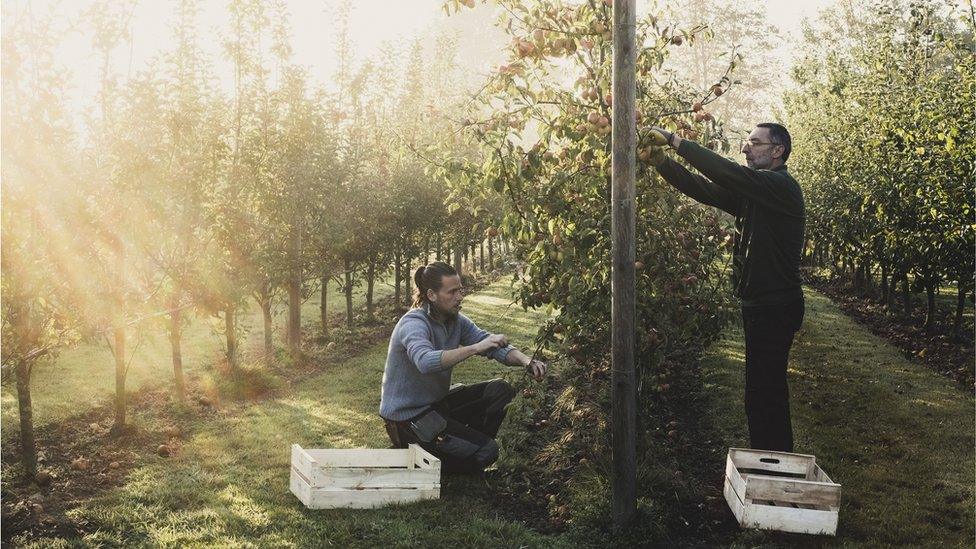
left=741, top=299, right=804, bottom=452
left=384, top=379, right=516, bottom=474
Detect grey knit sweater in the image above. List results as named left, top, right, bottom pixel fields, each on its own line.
left=379, top=304, right=513, bottom=421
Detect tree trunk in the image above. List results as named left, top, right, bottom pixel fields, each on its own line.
left=169, top=306, right=186, bottom=402
left=902, top=273, right=912, bottom=316
left=953, top=286, right=967, bottom=340
left=320, top=274, right=329, bottom=339
left=887, top=268, right=899, bottom=310
left=925, top=281, right=937, bottom=333
left=393, top=252, right=402, bottom=307
left=880, top=263, right=890, bottom=306
left=112, top=238, right=127, bottom=434
left=402, top=256, right=411, bottom=307
left=344, top=259, right=354, bottom=329
left=453, top=245, right=463, bottom=278
left=488, top=237, right=495, bottom=271
left=261, top=297, right=273, bottom=358
left=225, top=305, right=238, bottom=371
left=479, top=240, right=485, bottom=271
left=287, top=231, right=302, bottom=357
left=15, top=360, right=36, bottom=478
left=365, top=255, right=376, bottom=322
left=611, top=0, right=638, bottom=524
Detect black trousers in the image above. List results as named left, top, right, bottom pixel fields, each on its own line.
left=384, top=379, right=516, bottom=474
left=741, top=299, right=804, bottom=452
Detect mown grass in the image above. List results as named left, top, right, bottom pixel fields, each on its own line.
left=699, top=288, right=975, bottom=547
left=0, top=277, right=397, bottom=435
left=8, top=280, right=974, bottom=547
left=809, top=267, right=974, bottom=327
left=13, top=275, right=573, bottom=548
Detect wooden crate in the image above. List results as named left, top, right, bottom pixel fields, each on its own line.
left=290, top=444, right=440, bottom=509
left=724, top=448, right=841, bottom=536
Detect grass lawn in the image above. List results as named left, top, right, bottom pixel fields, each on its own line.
left=12, top=275, right=571, bottom=548
left=700, top=288, right=974, bottom=547
left=0, top=277, right=397, bottom=436
left=6, top=280, right=973, bottom=547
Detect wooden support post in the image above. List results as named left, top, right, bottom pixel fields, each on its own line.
left=611, top=0, right=637, bottom=529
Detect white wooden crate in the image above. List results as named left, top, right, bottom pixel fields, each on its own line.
left=724, top=448, right=841, bottom=536
left=290, top=444, right=440, bottom=509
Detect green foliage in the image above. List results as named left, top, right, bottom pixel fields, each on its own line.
left=443, top=0, right=739, bottom=528
left=785, top=0, right=975, bottom=310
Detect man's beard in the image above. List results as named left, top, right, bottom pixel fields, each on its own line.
left=432, top=301, right=460, bottom=320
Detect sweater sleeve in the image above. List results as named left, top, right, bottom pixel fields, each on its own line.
left=655, top=156, right=743, bottom=216
left=676, top=140, right=804, bottom=217
left=399, top=317, right=447, bottom=374
left=458, top=314, right=514, bottom=364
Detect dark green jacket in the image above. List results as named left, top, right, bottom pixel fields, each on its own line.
left=656, top=140, right=805, bottom=306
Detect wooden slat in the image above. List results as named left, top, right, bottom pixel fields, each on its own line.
left=304, top=448, right=413, bottom=468
left=725, top=454, right=749, bottom=503
left=725, top=476, right=838, bottom=535
left=291, top=444, right=317, bottom=481
left=305, top=466, right=439, bottom=489
left=724, top=476, right=746, bottom=523
left=813, top=464, right=836, bottom=484
left=290, top=466, right=312, bottom=507
left=291, top=466, right=439, bottom=509
left=728, top=448, right=815, bottom=476
left=411, top=445, right=441, bottom=470
left=740, top=497, right=838, bottom=536
left=744, top=475, right=841, bottom=509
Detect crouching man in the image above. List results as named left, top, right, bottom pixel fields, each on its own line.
left=379, top=261, right=547, bottom=473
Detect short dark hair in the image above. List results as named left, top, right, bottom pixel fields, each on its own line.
left=413, top=261, right=458, bottom=307
left=757, top=122, right=792, bottom=162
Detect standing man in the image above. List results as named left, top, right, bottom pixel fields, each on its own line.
left=380, top=261, right=547, bottom=473
left=647, top=123, right=804, bottom=452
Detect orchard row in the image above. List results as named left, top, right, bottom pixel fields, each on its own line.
left=1, top=0, right=501, bottom=477
left=784, top=0, right=974, bottom=337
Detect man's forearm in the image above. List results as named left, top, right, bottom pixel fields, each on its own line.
left=439, top=344, right=483, bottom=368
left=504, top=348, right=531, bottom=367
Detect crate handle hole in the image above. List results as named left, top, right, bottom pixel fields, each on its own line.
left=784, top=488, right=803, bottom=494
left=759, top=458, right=780, bottom=464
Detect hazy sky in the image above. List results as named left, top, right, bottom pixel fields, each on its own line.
left=8, top=0, right=841, bottom=121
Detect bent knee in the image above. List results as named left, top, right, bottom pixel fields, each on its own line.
left=472, top=439, right=499, bottom=468
left=486, top=378, right=516, bottom=402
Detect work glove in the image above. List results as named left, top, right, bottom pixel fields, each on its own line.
left=645, top=126, right=673, bottom=147
left=647, top=146, right=667, bottom=166
left=637, top=144, right=668, bottom=167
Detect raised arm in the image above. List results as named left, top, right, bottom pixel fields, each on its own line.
left=675, top=140, right=804, bottom=217
left=655, top=156, right=743, bottom=216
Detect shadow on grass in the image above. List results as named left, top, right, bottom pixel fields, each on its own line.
left=693, top=288, right=974, bottom=548
left=25, top=277, right=563, bottom=548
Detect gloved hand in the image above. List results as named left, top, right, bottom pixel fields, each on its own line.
left=647, top=146, right=667, bottom=166
left=646, top=126, right=673, bottom=147
left=638, top=146, right=668, bottom=167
